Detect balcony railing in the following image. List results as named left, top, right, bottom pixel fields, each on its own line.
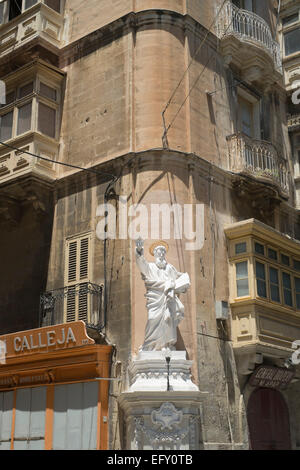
left=287, top=114, right=300, bottom=130
left=0, top=0, right=64, bottom=60
left=39, top=283, right=104, bottom=329
left=227, top=133, right=289, bottom=196
left=218, top=1, right=282, bottom=71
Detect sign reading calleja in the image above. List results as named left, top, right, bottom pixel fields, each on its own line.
left=0, top=321, right=95, bottom=361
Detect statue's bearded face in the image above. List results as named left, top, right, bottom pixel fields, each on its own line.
left=154, top=246, right=167, bottom=269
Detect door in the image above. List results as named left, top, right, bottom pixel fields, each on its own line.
left=247, top=388, right=291, bottom=450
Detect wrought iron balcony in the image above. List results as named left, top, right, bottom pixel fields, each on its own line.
left=287, top=114, right=300, bottom=131
left=217, top=1, right=282, bottom=80
left=39, top=283, right=104, bottom=332
left=0, top=0, right=64, bottom=62
left=227, top=133, right=289, bottom=197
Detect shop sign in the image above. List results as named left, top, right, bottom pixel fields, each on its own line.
left=0, top=321, right=94, bottom=362
left=249, top=365, right=295, bottom=390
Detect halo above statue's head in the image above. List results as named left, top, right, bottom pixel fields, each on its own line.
left=149, top=241, right=169, bottom=256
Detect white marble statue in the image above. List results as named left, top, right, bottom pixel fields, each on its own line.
left=135, top=238, right=190, bottom=351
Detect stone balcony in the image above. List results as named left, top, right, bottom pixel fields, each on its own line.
left=0, top=131, right=58, bottom=185
left=217, top=1, right=282, bottom=85
left=0, top=131, right=58, bottom=225
left=0, top=1, right=64, bottom=66
left=227, top=133, right=289, bottom=200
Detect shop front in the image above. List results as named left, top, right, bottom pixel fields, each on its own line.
left=0, top=321, right=112, bottom=450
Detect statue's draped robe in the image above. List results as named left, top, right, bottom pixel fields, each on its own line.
left=136, top=254, right=185, bottom=351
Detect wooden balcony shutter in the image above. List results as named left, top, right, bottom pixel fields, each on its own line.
left=65, top=235, right=91, bottom=323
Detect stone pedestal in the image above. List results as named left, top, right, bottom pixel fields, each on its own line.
left=118, top=351, right=205, bottom=450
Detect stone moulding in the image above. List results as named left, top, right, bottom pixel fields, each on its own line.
left=128, top=350, right=199, bottom=392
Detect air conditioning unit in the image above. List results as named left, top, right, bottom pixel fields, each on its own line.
left=215, top=301, right=229, bottom=320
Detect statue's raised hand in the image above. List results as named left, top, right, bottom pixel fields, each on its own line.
left=135, top=237, right=144, bottom=255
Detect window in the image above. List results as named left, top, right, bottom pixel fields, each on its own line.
left=0, top=391, right=13, bottom=450
left=38, top=102, right=56, bottom=138
left=255, top=242, right=265, bottom=256
left=25, top=0, right=38, bottom=8
left=235, top=242, right=247, bottom=254
left=18, top=82, right=33, bottom=99
left=281, top=254, right=290, bottom=267
left=256, top=262, right=267, bottom=298
left=294, top=259, right=300, bottom=271
left=53, top=383, right=98, bottom=450
left=239, top=97, right=254, bottom=137
left=282, top=14, right=299, bottom=27
left=268, top=248, right=278, bottom=261
left=232, top=0, right=255, bottom=12
left=44, top=0, right=60, bottom=12
left=14, top=387, right=46, bottom=450
left=17, top=102, right=32, bottom=135
left=0, top=111, right=13, bottom=141
left=283, top=272, right=293, bottom=307
left=65, top=235, right=92, bottom=323
left=295, top=277, right=300, bottom=310
left=284, top=28, right=300, bottom=56
left=236, top=261, right=249, bottom=297
left=0, top=71, right=61, bottom=142
left=0, top=382, right=100, bottom=450
left=0, top=0, right=61, bottom=25
left=0, top=2, right=5, bottom=25
left=9, top=0, right=22, bottom=21
left=227, top=222, right=300, bottom=312
left=269, top=267, right=280, bottom=303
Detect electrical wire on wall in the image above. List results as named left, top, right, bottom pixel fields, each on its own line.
left=161, top=0, right=232, bottom=148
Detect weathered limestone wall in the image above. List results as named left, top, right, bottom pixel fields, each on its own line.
left=59, top=30, right=133, bottom=171
left=64, top=0, right=132, bottom=43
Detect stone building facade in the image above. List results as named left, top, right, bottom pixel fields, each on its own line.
left=0, top=0, right=299, bottom=450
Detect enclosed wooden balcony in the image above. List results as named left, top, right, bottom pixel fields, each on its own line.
left=227, top=132, right=289, bottom=199
left=0, top=60, right=63, bottom=218
left=218, top=1, right=282, bottom=84
left=225, top=219, right=300, bottom=376
left=0, top=0, right=64, bottom=66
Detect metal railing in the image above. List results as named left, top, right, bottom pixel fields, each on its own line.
left=287, top=114, right=300, bottom=129
left=227, top=133, right=289, bottom=195
left=218, top=1, right=282, bottom=70
left=39, top=282, right=103, bottom=329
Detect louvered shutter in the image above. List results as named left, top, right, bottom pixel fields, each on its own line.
left=64, top=235, right=91, bottom=323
